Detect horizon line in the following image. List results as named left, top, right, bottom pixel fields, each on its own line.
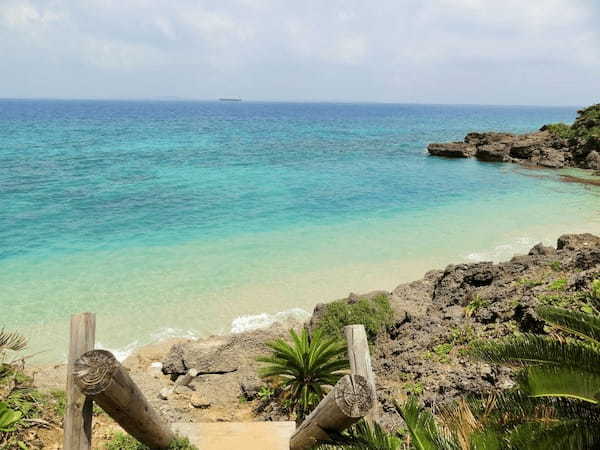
left=0, top=97, right=584, bottom=109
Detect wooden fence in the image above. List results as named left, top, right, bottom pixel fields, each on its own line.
left=63, top=315, right=376, bottom=449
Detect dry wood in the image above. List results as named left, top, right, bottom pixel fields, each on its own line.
left=289, top=374, right=373, bottom=450
left=73, top=349, right=175, bottom=449
left=344, top=324, right=378, bottom=423
left=64, top=312, right=95, bottom=450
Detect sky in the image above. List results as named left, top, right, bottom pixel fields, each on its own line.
left=1, top=0, right=599, bottom=105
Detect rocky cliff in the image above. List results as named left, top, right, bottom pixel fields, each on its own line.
left=160, top=233, right=600, bottom=430
left=428, top=104, right=600, bottom=171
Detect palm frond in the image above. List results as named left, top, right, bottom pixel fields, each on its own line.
left=467, top=334, right=600, bottom=373
left=257, top=328, right=348, bottom=418
left=537, top=306, right=600, bottom=344
left=520, top=366, right=600, bottom=404
left=395, top=397, right=457, bottom=450
left=315, top=420, right=402, bottom=450
left=508, top=418, right=600, bottom=450
left=0, top=329, right=27, bottom=353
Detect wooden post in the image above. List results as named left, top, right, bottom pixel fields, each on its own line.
left=73, top=349, right=175, bottom=449
left=64, top=312, right=96, bottom=450
left=289, top=374, right=373, bottom=450
left=344, top=324, right=378, bottom=424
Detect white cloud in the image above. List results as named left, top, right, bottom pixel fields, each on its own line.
left=0, top=0, right=598, bottom=104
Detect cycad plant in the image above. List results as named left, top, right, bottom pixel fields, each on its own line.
left=257, top=328, right=349, bottom=420
left=315, top=419, right=402, bottom=450
left=468, top=297, right=600, bottom=449
left=0, top=328, right=27, bottom=442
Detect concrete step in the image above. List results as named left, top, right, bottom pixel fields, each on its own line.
left=172, top=421, right=296, bottom=450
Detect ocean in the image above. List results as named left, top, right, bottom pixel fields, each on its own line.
left=1, top=100, right=599, bottom=362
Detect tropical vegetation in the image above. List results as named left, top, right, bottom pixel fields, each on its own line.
left=313, top=294, right=394, bottom=344
left=257, top=328, right=349, bottom=420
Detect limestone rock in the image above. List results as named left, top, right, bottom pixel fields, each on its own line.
left=557, top=233, right=600, bottom=251
left=528, top=242, right=556, bottom=256
left=427, top=142, right=476, bottom=158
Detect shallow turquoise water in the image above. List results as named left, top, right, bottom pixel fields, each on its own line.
left=1, top=100, right=599, bottom=361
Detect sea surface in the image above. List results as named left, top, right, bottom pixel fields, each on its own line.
left=1, top=100, right=599, bottom=362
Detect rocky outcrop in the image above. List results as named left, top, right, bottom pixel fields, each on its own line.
left=427, top=142, right=476, bottom=158
left=158, top=233, right=600, bottom=430
left=427, top=104, right=600, bottom=172
left=427, top=130, right=571, bottom=168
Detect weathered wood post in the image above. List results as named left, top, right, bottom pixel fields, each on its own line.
left=344, top=324, right=378, bottom=424
left=289, top=374, right=373, bottom=450
left=73, top=349, right=175, bottom=449
left=64, top=312, right=96, bottom=450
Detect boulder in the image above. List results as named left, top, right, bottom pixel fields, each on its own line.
left=528, top=243, right=556, bottom=256
left=427, top=142, right=476, bottom=158
left=557, top=233, right=600, bottom=251
left=585, top=150, right=600, bottom=170
left=537, top=148, right=565, bottom=168
left=476, top=143, right=510, bottom=162
left=465, top=132, right=515, bottom=146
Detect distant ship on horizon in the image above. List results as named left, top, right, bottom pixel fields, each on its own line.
left=219, top=98, right=242, bottom=102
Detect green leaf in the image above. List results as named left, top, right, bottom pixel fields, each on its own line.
left=522, top=366, right=600, bottom=404
left=537, top=306, right=600, bottom=344
left=394, top=397, right=456, bottom=450
left=467, top=334, right=600, bottom=374
left=0, top=401, right=23, bottom=432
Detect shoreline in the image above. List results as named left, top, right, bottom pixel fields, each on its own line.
left=28, top=217, right=600, bottom=374
left=28, top=231, right=600, bottom=442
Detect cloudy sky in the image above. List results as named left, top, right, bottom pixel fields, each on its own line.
left=1, top=0, right=599, bottom=105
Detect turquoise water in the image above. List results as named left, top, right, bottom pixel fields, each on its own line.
left=1, top=100, right=599, bottom=361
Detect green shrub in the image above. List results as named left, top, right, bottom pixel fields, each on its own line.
left=544, top=122, right=574, bottom=139
left=517, top=278, right=544, bottom=288
left=548, top=278, right=567, bottom=291
left=591, top=279, right=600, bottom=300
left=549, top=261, right=562, bottom=271
left=257, top=328, right=348, bottom=420
left=465, top=296, right=489, bottom=317
left=104, top=433, right=196, bottom=450
left=257, top=386, right=274, bottom=401
left=404, top=382, right=424, bottom=396
left=313, top=294, right=394, bottom=343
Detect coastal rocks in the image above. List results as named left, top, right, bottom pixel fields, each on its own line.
left=528, top=242, right=556, bottom=256
left=476, top=144, right=511, bottom=162
left=140, top=233, right=600, bottom=433
left=557, top=233, right=600, bottom=251
left=428, top=130, right=573, bottom=169
left=427, top=142, right=476, bottom=158
left=586, top=150, right=600, bottom=170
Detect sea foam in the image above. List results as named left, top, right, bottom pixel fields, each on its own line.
left=230, top=308, right=311, bottom=334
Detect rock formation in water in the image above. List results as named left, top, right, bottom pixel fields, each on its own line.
left=428, top=103, right=600, bottom=171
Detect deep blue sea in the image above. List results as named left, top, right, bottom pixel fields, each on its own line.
left=1, top=100, right=599, bottom=361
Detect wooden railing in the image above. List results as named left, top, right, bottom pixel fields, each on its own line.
left=63, top=313, right=174, bottom=449
left=289, top=324, right=377, bottom=450
left=63, top=314, right=377, bottom=450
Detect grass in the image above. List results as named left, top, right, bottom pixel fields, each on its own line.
left=404, top=382, right=424, bottom=396
left=432, top=343, right=453, bottom=363
left=449, top=325, right=477, bottom=346
left=517, top=278, right=544, bottom=288
left=104, top=432, right=197, bottom=450
left=549, top=261, right=562, bottom=271
left=465, top=296, right=489, bottom=317
left=313, top=294, right=394, bottom=343
left=548, top=278, right=567, bottom=291
left=257, top=386, right=274, bottom=401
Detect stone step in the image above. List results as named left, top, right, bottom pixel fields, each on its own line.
left=172, top=421, right=296, bottom=450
